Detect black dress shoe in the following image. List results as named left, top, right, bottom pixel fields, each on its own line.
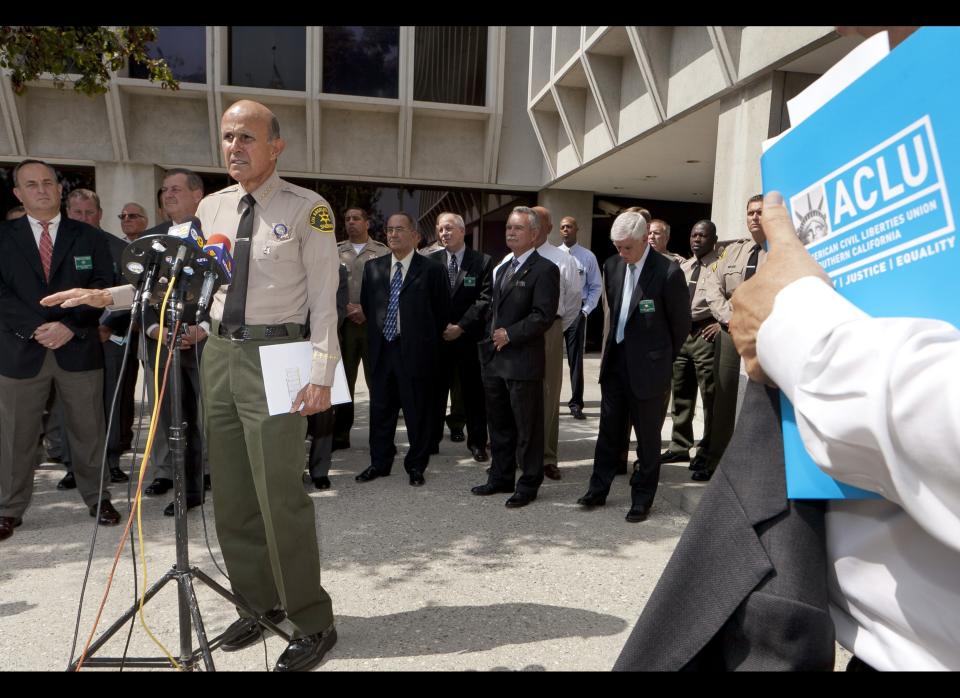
left=355, top=465, right=384, bottom=482
left=471, top=482, right=514, bottom=496
left=409, top=471, right=425, bottom=487
left=163, top=498, right=203, bottom=516
left=625, top=505, right=650, bottom=523
left=470, top=446, right=488, bottom=462
left=543, top=463, right=562, bottom=480
left=570, top=405, right=586, bottom=420
left=90, top=500, right=121, bottom=526
left=204, top=474, right=211, bottom=491
left=691, top=469, right=713, bottom=482
left=274, top=627, right=338, bottom=672
left=577, top=492, right=607, bottom=507
left=449, top=427, right=465, bottom=443
left=109, top=466, right=129, bottom=483
left=331, top=437, right=350, bottom=451
left=688, top=455, right=707, bottom=471
left=57, top=472, right=77, bottom=490
left=220, top=608, right=286, bottom=652
left=144, top=478, right=173, bottom=496
left=0, top=516, right=23, bottom=541
left=659, top=450, right=689, bottom=464
left=505, top=491, right=536, bottom=508
left=312, top=476, right=331, bottom=490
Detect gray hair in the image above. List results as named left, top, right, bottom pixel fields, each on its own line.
left=122, top=201, right=148, bottom=217
left=510, top=206, right=539, bottom=232
left=649, top=218, right=670, bottom=237
left=269, top=115, right=281, bottom=141
left=437, top=211, right=465, bottom=230
left=611, top=212, right=648, bottom=242
left=67, top=188, right=102, bottom=211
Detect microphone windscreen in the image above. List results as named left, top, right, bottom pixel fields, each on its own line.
left=206, top=233, right=232, bottom=252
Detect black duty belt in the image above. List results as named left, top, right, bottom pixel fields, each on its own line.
left=218, top=323, right=303, bottom=341
left=690, top=317, right=715, bottom=334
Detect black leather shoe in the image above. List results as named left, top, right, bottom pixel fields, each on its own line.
left=543, top=463, right=562, bottom=480
left=109, top=466, right=129, bottom=483
left=688, top=455, right=707, bottom=471
left=470, top=446, right=488, bottom=462
left=471, top=482, right=514, bottom=496
left=220, top=608, right=286, bottom=652
left=569, top=405, right=586, bottom=420
left=312, top=476, right=331, bottom=490
left=163, top=498, right=202, bottom=516
left=659, top=450, right=689, bottom=464
left=691, top=469, right=713, bottom=482
left=144, top=478, right=173, bottom=496
left=331, top=437, right=350, bottom=451
left=0, top=516, right=23, bottom=541
left=57, top=472, right=76, bottom=490
left=355, top=466, right=384, bottom=482
left=625, top=505, right=650, bottom=523
left=449, top=428, right=465, bottom=443
left=577, top=492, right=607, bottom=507
left=274, top=627, right=337, bottom=672
left=505, top=491, right=536, bottom=508
left=204, top=474, right=211, bottom=491
left=409, top=471, right=425, bottom=487
left=90, top=500, right=121, bottom=526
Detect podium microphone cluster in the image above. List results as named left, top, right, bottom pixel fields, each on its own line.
left=197, top=233, right=234, bottom=319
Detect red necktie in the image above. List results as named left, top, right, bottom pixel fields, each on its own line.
left=39, top=221, right=53, bottom=282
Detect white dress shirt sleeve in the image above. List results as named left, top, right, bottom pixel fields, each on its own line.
left=757, top=276, right=960, bottom=552
left=559, top=255, right=584, bottom=331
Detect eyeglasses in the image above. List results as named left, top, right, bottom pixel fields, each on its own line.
left=384, top=226, right=409, bottom=234
left=118, top=213, right=145, bottom=220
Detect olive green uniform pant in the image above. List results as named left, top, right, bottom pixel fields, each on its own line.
left=201, top=330, right=333, bottom=638
left=667, top=332, right=717, bottom=466
left=708, top=328, right=741, bottom=474
left=333, top=319, right=369, bottom=442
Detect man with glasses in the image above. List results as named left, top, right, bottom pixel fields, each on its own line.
left=117, top=203, right=149, bottom=241
left=333, top=208, right=389, bottom=451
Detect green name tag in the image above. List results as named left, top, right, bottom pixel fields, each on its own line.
left=638, top=299, right=656, bottom=314
left=463, top=276, right=476, bottom=287
left=74, top=255, right=93, bottom=270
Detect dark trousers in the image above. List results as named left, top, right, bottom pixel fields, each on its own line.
left=368, top=339, right=433, bottom=475
left=306, top=408, right=334, bottom=478
left=103, top=335, right=139, bottom=464
left=482, top=370, right=544, bottom=495
left=432, top=340, right=487, bottom=450
left=146, top=338, right=205, bottom=501
left=588, top=343, right=667, bottom=509
left=667, top=330, right=717, bottom=466
left=710, top=328, right=741, bottom=472
left=333, top=319, right=368, bottom=442
left=563, top=311, right=587, bottom=410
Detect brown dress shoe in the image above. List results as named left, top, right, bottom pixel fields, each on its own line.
left=0, top=516, right=23, bottom=541
left=543, top=463, right=562, bottom=480
left=89, top=500, right=121, bottom=526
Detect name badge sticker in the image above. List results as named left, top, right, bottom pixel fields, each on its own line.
left=638, top=299, right=656, bottom=313
left=74, top=255, right=93, bottom=270
left=463, top=275, right=476, bottom=287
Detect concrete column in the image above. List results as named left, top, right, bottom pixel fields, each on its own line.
left=94, top=162, right=164, bottom=238
left=536, top=189, right=593, bottom=247
left=710, top=73, right=782, bottom=241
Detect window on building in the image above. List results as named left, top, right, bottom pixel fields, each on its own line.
left=413, top=27, right=487, bottom=106
left=229, top=27, right=306, bottom=91
left=129, top=26, right=207, bottom=83
left=322, top=27, right=400, bottom=99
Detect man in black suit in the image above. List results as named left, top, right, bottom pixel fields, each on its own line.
left=577, top=211, right=690, bottom=522
left=356, top=212, right=450, bottom=487
left=471, top=207, right=560, bottom=508
left=0, top=160, right=121, bottom=541
left=429, top=212, right=493, bottom=462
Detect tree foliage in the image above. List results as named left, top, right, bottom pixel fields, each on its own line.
left=0, top=26, right=178, bottom=96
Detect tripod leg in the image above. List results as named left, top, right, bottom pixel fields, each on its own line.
left=193, top=569, right=291, bottom=641
left=178, top=574, right=215, bottom=671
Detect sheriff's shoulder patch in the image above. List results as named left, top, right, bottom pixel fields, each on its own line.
left=309, top=204, right=334, bottom=233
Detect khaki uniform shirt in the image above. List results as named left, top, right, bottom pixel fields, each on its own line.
left=199, top=171, right=341, bottom=386
left=338, top=237, right=390, bottom=304
left=680, top=248, right=720, bottom=322
left=659, top=250, right=686, bottom=265
left=700, top=238, right=767, bottom=325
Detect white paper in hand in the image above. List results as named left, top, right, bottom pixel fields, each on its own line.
left=259, top=341, right=351, bottom=416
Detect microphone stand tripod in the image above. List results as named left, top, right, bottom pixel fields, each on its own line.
left=69, top=262, right=290, bottom=671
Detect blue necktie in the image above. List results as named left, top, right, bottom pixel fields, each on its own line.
left=448, top=253, right=458, bottom=293
left=616, top=263, right=637, bottom=344
left=383, top=261, right=403, bottom=341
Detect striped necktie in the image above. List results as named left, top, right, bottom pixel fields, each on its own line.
left=39, top=221, right=53, bottom=282
left=383, top=261, right=403, bottom=341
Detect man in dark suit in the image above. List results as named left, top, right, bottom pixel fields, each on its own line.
left=356, top=212, right=450, bottom=487
left=0, top=159, right=121, bottom=541
left=577, top=211, right=690, bottom=522
left=471, top=207, right=559, bottom=508
left=429, top=212, right=493, bottom=462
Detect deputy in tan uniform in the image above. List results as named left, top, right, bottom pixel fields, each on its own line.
left=648, top=219, right=686, bottom=265
left=698, top=194, right=767, bottom=475
left=43, top=100, right=340, bottom=672
left=660, top=220, right=725, bottom=480
left=332, top=208, right=389, bottom=449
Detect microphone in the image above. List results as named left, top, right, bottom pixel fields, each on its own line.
left=197, top=234, right=234, bottom=319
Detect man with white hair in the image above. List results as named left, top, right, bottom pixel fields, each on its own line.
left=576, top=212, right=690, bottom=522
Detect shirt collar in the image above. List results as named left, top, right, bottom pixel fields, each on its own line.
left=239, top=170, right=282, bottom=210
left=446, top=245, right=465, bottom=266
left=27, top=212, right=61, bottom=229
left=391, top=249, right=415, bottom=274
